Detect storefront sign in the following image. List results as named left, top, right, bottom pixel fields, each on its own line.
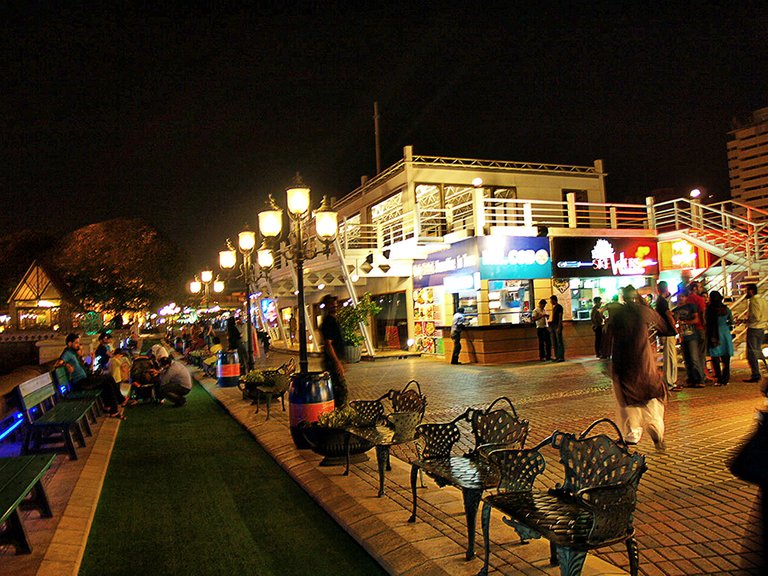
left=478, top=236, right=550, bottom=280
left=413, top=236, right=551, bottom=288
left=658, top=239, right=709, bottom=271
left=551, top=237, right=658, bottom=278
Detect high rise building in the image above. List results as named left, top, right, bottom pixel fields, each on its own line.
left=728, top=107, right=768, bottom=211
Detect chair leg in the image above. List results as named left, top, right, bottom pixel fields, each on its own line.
left=2, top=509, right=32, bottom=554
left=29, top=480, right=53, bottom=518
left=265, top=395, right=272, bottom=420
left=81, top=416, right=93, bottom=438
left=407, top=464, right=419, bottom=523
left=477, top=502, right=492, bottom=576
left=64, top=427, right=79, bottom=460
left=626, top=536, right=640, bottom=576
left=554, top=546, right=586, bottom=576
left=462, top=488, right=483, bottom=560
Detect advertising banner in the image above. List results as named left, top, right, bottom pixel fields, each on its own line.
left=658, top=239, right=709, bottom=271
left=551, top=236, right=658, bottom=278
left=413, top=236, right=551, bottom=288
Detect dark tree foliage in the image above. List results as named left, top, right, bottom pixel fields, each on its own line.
left=51, top=218, right=189, bottom=313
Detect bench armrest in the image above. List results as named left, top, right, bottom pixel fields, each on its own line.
left=576, top=483, right=639, bottom=544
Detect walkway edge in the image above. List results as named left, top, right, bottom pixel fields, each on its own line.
left=34, top=418, right=121, bottom=576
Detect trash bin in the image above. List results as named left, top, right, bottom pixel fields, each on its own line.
left=216, top=350, right=240, bottom=388
left=289, top=371, right=335, bottom=449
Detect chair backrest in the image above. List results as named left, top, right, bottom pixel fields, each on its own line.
left=469, top=396, right=529, bottom=453
left=349, top=399, right=385, bottom=427
left=555, top=419, right=646, bottom=495
left=417, top=421, right=461, bottom=460
left=17, top=373, right=56, bottom=422
left=490, top=447, right=547, bottom=493
left=389, top=380, right=427, bottom=420
left=51, top=366, right=71, bottom=392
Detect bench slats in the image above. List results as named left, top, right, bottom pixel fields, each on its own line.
left=0, top=455, right=56, bottom=524
left=33, top=401, right=93, bottom=426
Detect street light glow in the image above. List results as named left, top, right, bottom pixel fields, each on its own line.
left=219, top=249, right=236, bottom=269
left=201, top=270, right=213, bottom=283
left=690, top=188, right=702, bottom=198
left=238, top=230, right=256, bottom=252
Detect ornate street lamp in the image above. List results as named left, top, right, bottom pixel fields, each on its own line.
left=219, top=225, right=271, bottom=371
left=258, top=175, right=338, bottom=447
left=258, top=176, right=338, bottom=373
left=189, top=269, right=218, bottom=307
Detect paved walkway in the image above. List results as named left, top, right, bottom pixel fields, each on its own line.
left=200, top=351, right=765, bottom=576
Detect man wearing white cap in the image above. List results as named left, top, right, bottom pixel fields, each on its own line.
left=153, top=346, right=192, bottom=407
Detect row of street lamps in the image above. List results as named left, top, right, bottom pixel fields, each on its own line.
left=189, top=176, right=339, bottom=377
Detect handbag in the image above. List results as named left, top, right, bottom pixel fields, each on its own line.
left=728, top=411, right=768, bottom=485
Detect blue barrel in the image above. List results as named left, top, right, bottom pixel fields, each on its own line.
left=289, top=371, right=335, bottom=449
left=216, top=350, right=241, bottom=387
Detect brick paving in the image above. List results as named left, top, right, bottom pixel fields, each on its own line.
left=253, top=349, right=765, bottom=575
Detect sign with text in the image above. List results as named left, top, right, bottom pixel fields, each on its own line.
left=658, top=239, right=709, bottom=271
left=413, top=236, right=551, bottom=288
left=551, top=236, right=658, bottom=278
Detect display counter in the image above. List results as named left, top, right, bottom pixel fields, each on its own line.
left=440, top=322, right=596, bottom=365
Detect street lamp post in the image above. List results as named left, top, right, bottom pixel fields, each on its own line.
left=258, top=177, right=338, bottom=373
left=219, top=228, right=267, bottom=371
left=190, top=269, right=218, bottom=307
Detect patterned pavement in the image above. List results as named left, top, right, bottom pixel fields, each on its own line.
left=263, top=349, right=765, bottom=576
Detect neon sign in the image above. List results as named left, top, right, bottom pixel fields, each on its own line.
left=552, top=237, right=659, bottom=278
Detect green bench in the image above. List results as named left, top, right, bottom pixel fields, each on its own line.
left=17, top=373, right=97, bottom=461
left=51, top=365, right=104, bottom=416
left=0, top=454, right=55, bottom=554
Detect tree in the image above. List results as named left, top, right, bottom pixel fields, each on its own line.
left=51, top=218, right=189, bottom=313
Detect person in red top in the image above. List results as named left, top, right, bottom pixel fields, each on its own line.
left=687, top=281, right=709, bottom=384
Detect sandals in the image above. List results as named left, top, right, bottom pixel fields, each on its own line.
left=108, top=411, right=127, bottom=421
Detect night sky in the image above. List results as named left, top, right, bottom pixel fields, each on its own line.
left=2, top=2, right=767, bottom=270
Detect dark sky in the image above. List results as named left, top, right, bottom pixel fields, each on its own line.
left=2, top=2, right=767, bottom=271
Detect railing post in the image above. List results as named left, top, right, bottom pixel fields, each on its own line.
left=446, top=203, right=454, bottom=233
left=645, top=196, right=656, bottom=229
left=523, top=202, right=533, bottom=228
left=609, top=206, right=618, bottom=229
left=567, top=192, right=577, bottom=228
left=691, top=198, right=703, bottom=229
left=376, top=222, right=384, bottom=249
left=473, top=185, right=486, bottom=235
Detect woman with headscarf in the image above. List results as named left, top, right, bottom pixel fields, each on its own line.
left=610, top=285, right=668, bottom=450
left=706, top=290, right=734, bottom=386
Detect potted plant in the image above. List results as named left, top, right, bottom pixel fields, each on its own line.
left=300, top=405, right=374, bottom=466
left=336, top=293, right=382, bottom=363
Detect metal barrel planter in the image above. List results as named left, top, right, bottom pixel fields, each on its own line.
left=289, top=371, right=335, bottom=449
left=216, top=350, right=240, bottom=388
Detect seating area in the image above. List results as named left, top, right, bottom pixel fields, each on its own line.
left=477, top=418, right=647, bottom=576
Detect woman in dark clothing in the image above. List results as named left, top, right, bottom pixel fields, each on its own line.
left=226, top=317, right=248, bottom=375
left=705, top=290, right=734, bottom=386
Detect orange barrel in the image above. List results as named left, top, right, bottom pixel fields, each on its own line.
left=216, top=350, right=240, bottom=387
left=289, top=371, right=335, bottom=449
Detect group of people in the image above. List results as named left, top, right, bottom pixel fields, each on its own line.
left=57, top=330, right=192, bottom=413
left=530, top=295, right=565, bottom=362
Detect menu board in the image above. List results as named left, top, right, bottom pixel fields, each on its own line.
left=414, top=287, right=444, bottom=355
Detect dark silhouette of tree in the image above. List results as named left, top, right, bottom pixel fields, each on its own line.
left=51, top=218, right=189, bottom=313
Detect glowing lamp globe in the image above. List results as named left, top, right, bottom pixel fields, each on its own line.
left=287, top=185, right=311, bottom=215
left=238, top=230, right=256, bottom=252
left=315, top=204, right=338, bottom=240
left=259, top=208, right=282, bottom=237
left=257, top=247, right=274, bottom=269
left=201, top=270, right=213, bottom=283
left=213, top=280, right=225, bottom=293
left=190, top=280, right=202, bottom=294
left=219, top=250, right=236, bottom=269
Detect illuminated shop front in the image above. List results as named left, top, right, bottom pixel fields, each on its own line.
left=551, top=235, right=659, bottom=320
left=657, top=239, right=711, bottom=300
left=413, top=235, right=551, bottom=353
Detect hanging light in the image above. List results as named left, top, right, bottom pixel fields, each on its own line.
left=314, top=195, right=338, bottom=240
left=238, top=229, right=256, bottom=252
left=219, top=249, right=236, bottom=269
left=258, top=194, right=283, bottom=237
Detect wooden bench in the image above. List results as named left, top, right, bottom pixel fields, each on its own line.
left=51, top=366, right=104, bottom=416
left=17, top=373, right=97, bottom=461
left=408, top=397, right=529, bottom=560
left=478, top=418, right=647, bottom=576
left=0, top=454, right=56, bottom=554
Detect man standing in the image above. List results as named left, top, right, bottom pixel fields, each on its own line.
left=450, top=307, right=466, bottom=365
left=743, top=283, right=768, bottom=383
left=531, top=299, right=551, bottom=361
left=688, top=281, right=709, bottom=382
left=320, top=295, right=348, bottom=406
left=549, top=295, right=565, bottom=362
left=674, top=291, right=705, bottom=387
left=590, top=297, right=604, bottom=358
left=655, top=281, right=680, bottom=391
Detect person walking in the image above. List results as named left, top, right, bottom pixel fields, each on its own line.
left=549, top=295, right=565, bottom=362
left=531, top=299, right=551, bottom=361
left=590, top=296, right=604, bottom=358
left=743, top=283, right=768, bottom=383
left=319, top=294, right=348, bottom=407
left=226, top=317, right=248, bottom=376
left=655, top=281, right=680, bottom=391
left=610, top=285, right=667, bottom=450
left=674, top=290, right=705, bottom=387
left=705, top=290, right=734, bottom=386
left=600, top=295, right=622, bottom=359
left=450, top=307, right=466, bottom=365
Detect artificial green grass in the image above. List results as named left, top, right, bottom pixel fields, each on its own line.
left=79, top=380, right=388, bottom=576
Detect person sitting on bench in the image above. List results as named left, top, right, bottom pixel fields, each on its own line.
left=59, top=332, right=127, bottom=418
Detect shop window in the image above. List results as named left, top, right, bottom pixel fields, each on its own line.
left=488, top=280, right=531, bottom=324
left=372, top=292, right=408, bottom=351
